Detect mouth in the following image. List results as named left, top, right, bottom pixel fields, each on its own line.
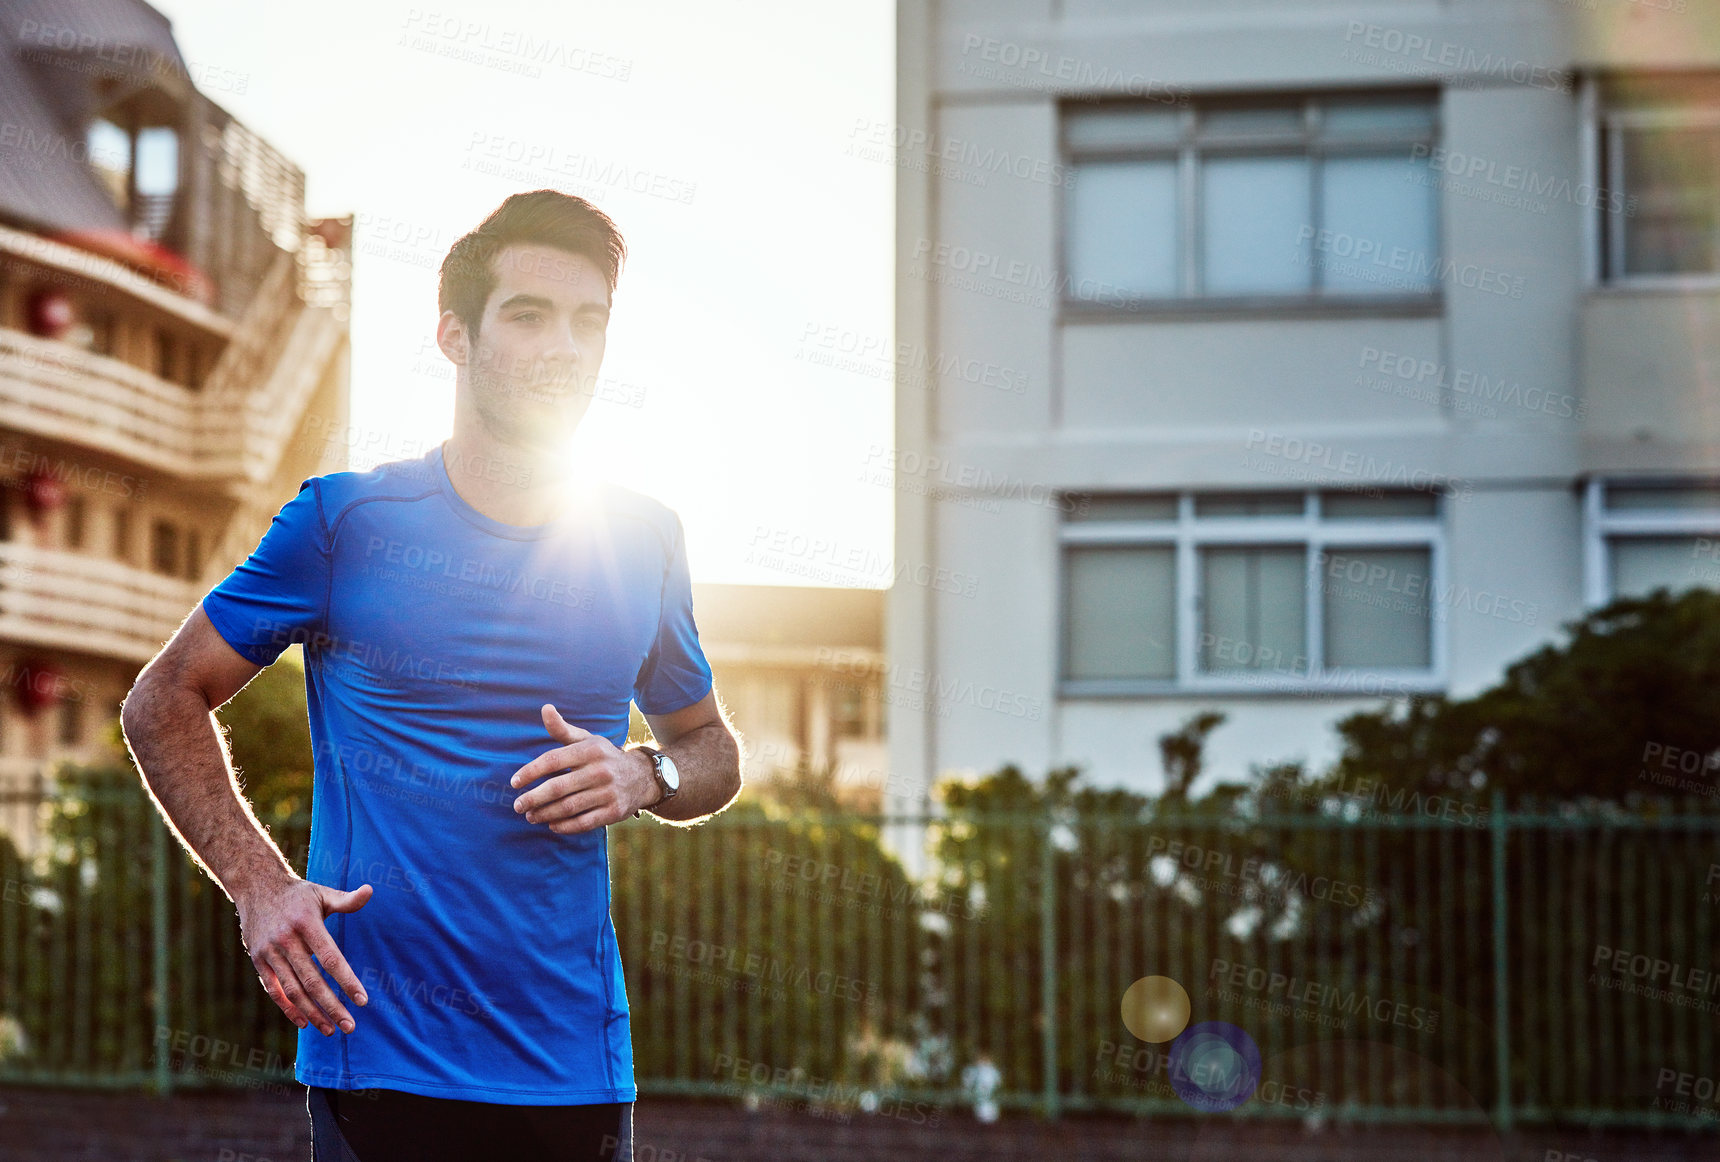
left=523, top=380, right=578, bottom=397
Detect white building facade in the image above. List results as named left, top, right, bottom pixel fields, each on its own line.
left=891, top=0, right=1720, bottom=804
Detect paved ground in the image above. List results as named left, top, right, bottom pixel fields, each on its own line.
left=0, top=1085, right=1714, bottom=1161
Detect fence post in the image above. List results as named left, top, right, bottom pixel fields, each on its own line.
left=1041, top=811, right=1059, bottom=1120
left=1490, top=788, right=1511, bottom=1133
left=151, top=814, right=171, bottom=1097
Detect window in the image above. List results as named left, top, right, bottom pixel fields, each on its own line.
left=150, top=519, right=176, bottom=576
left=57, top=698, right=80, bottom=748
left=1060, top=489, right=1443, bottom=693
left=112, top=508, right=131, bottom=562
left=63, top=495, right=85, bottom=550
left=184, top=530, right=201, bottom=581
left=1062, top=92, right=1440, bottom=306
left=87, top=309, right=115, bottom=357
left=1594, top=74, right=1720, bottom=282
left=151, top=329, right=180, bottom=383
left=84, top=107, right=180, bottom=244
left=1200, top=545, right=1307, bottom=672
left=86, top=117, right=131, bottom=210
left=1583, top=479, right=1720, bottom=603
left=833, top=684, right=868, bottom=739
left=1064, top=545, right=1177, bottom=680
left=60, top=304, right=115, bottom=356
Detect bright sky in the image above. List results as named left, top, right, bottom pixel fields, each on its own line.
left=148, top=0, right=895, bottom=587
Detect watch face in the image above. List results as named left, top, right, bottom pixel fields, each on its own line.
left=659, top=753, right=681, bottom=791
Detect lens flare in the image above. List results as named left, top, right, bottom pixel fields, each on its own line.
left=1169, top=1021, right=1262, bottom=1112
left=1121, top=975, right=1192, bottom=1043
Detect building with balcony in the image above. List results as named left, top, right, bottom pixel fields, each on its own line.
left=0, top=0, right=350, bottom=852
left=687, top=581, right=889, bottom=808
left=892, top=1, right=1720, bottom=802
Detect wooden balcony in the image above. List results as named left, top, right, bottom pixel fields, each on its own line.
left=0, top=234, right=347, bottom=487
left=0, top=328, right=205, bottom=476
left=0, top=301, right=344, bottom=487
left=0, top=544, right=197, bottom=664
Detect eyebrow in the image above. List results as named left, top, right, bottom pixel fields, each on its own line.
left=496, top=293, right=610, bottom=316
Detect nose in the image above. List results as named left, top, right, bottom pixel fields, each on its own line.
left=542, top=316, right=583, bottom=363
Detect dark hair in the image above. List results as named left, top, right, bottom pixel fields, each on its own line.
left=437, top=189, right=627, bottom=336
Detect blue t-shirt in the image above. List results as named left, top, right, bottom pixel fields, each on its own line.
left=199, top=442, right=713, bottom=1105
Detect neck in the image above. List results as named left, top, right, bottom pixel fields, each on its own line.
left=439, top=427, right=572, bottom=528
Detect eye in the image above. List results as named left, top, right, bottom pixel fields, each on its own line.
left=515, top=311, right=543, bottom=323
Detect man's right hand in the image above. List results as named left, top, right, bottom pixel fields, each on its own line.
left=237, top=876, right=373, bottom=1036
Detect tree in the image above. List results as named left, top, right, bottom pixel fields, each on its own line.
left=215, top=648, right=315, bottom=824
left=1328, top=587, right=1720, bottom=804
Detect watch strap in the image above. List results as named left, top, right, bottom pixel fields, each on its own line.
left=632, top=745, right=665, bottom=819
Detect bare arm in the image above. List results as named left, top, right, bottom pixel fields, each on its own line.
left=121, top=604, right=293, bottom=901
left=632, top=688, right=744, bottom=824
left=509, top=688, right=745, bottom=834
left=121, top=604, right=372, bottom=1036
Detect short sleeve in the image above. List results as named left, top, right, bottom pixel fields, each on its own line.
left=632, top=512, right=714, bottom=716
left=199, top=478, right=331, bottom=667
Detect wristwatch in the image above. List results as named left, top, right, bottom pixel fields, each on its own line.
left=631, top=744, right=680, bottom=818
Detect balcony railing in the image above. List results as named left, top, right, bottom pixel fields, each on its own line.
left=0, top=545, right=197, bottom=663
left=0, top=331, right=205, bottom=474
left=199, top=255, right=348, bottom=487
left=0, top=267, right=345, bottom=484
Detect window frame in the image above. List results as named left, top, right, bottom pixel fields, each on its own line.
left=1586, top=71, right=1720, bottom=290
left=84, top=102, right=182, bottom=246
left=1058, top=89, right=1445, bottom=318
left=149, top=518, right=178, bottom=577
left=1058, top=490, right=1447, bottom=696
left=57, top=696, right=80, bottom=748
left=62, top=494, right=85, bottom=550
left=1581, top=477, right=1720, bottom=605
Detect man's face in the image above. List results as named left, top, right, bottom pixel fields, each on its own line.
left=441, top=242, right=611, bottom=452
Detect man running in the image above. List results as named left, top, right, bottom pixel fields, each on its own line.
left=121, top=189, right=743, bottom=1161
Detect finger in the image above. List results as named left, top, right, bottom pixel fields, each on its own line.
left=256, top=958, right=310, bottom=1029
left=304, top=923, right=368, bottom=1007
left=548, top=802, right=622, bottom=835
left=513, top=738, right=604, bottom=793
left=509, top=740, right=589, bottom=790
left=319, top=882, right=374, bottom=916
left=525, top=787, right=611, bottom=825
left=292, top=936, right=358, bottom=1032
left=264, top=947, right=336, bottom=1036
left=284, top=940, right=355, bottom=1034
left=514, top=769, right=600, bottom=815
left=540, top=703, right=593, bottom=746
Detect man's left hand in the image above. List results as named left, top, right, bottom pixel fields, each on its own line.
left=509, top=704, right=657, bottom=833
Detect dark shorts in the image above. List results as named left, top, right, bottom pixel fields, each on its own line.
left=307, top=1084, right=633, bottom=1161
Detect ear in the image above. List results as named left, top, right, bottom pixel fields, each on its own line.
left=434, top=309, right=470, bottom=365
